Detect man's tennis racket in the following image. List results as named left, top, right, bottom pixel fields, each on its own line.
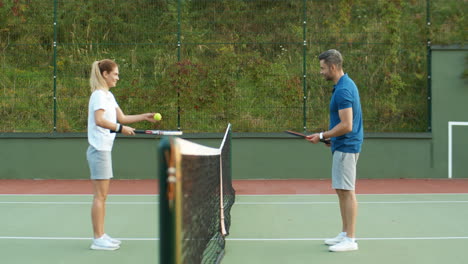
left=284, top=130, right=330, bottom=144
left=135, top=130, right=183, bottom=136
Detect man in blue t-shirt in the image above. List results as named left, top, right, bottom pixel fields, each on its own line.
left=306, top=49, right=363, bottom=252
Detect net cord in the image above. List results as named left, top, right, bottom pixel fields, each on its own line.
left=219, top=123, right=231, bottom=151
left=219, top=155, right=227, bottom=236
left=219, top=123, right=231, bottom=236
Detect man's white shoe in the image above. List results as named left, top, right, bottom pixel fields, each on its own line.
left=328, top=238, right=358, bottom=252
left=103, top=234, right=122, bottom=245
left=324, top=233, right=347, bottom=246
left=91, top=237, right=120, bottom=251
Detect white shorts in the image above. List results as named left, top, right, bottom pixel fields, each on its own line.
left=332, top=151, right=359, bottom=190
left=87, top=145, right=113, bottom=180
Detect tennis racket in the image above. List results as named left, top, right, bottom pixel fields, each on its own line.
left=135, top=130, right=183, bottom=136
left=284, top=130, right=330, bottom=144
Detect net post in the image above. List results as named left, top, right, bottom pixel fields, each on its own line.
left=173, top=139, right=183, bottom=264
left=158, top=137, right=174, bottom=264
left=159, top=137, right=183, bottom=264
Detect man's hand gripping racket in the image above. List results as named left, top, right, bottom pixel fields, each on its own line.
left=284, top=130, right=331, bottom=145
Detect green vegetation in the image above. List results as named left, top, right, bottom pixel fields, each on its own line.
left=0, top=0, right=466, bottom=133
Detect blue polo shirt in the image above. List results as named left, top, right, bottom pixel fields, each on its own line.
left=329, top=74, right=363, bottom=153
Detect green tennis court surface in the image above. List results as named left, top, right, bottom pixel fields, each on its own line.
left=1, top=194, right=467, bottom=264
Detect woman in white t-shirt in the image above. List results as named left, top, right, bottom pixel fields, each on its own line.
left=87, top=59, right=157, bottom=250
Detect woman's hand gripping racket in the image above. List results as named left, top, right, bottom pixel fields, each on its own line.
left=284, top=130, right=330, bottom=144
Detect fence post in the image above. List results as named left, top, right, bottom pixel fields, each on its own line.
left=426, top=0, right=432, bottom=132
left=53, top=0, right=58, bottom=132
left=177, top=0, right=182, bottom=131
left=302, top=0, right=308, bottom=132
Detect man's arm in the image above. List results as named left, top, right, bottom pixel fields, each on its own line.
left=306, top=107, right=353, bottom=144
left=323, top=107, right=353, bottom=138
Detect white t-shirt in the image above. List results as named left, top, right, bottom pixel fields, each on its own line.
left=87, top=90, right=119, bottom=151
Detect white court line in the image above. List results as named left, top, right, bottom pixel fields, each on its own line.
left=0, top=236, right=158, bottom=241
left=0, top=195, right=467, bottom=205
left=1, top=194, right=466, bottom=197
left=0, top=194, right=158, bottom=197
left=1, top=236, right=467, bottom=241
left=236, top=201, right=468, bottom=205
left=0, top=202, right=157, bottom=205
left=238, top=193, right=468, bottom=197
left=226, top=236, right=468, bottom=241
left=0, top=201, right=466, bottom=205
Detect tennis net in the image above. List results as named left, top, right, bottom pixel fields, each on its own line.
left=159, top=124, right=235, bottom=264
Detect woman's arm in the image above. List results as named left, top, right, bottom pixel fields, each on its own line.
left=95, top=109, right=135, bottom=135
left=116, top=107, right=156, bottom=124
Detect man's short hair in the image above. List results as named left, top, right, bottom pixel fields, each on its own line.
left=318, top=49, right=343, bottom=68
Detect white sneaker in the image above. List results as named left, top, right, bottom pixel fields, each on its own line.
left=103, top=233, right=122, bottom=245
left=329, top=238, right=358, bottom=252
left=324, top=233, right=346, bottom=246
left=90, top=237, right=120, bottom=251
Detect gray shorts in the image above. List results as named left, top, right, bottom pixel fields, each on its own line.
left=86, top=145, right=113, bottom=180
left=332, top=151, right=359, bottom=190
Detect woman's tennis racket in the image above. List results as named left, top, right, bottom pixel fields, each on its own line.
left=284, top=130, right=330, bottom=144
left=135, top=130, right=183, bottom=136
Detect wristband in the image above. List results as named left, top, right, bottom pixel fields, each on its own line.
left=319, top=132, right=327, bottom=143
left=116, top=123, right=123, bottom=133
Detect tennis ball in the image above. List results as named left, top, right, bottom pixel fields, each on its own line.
left=153, top=113, right=162, bottom=121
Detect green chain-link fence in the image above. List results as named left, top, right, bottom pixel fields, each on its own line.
left=0, top=0, right=466, bottom=133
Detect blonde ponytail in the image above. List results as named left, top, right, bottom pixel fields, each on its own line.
left=89, top=59, right=118, bottom=92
